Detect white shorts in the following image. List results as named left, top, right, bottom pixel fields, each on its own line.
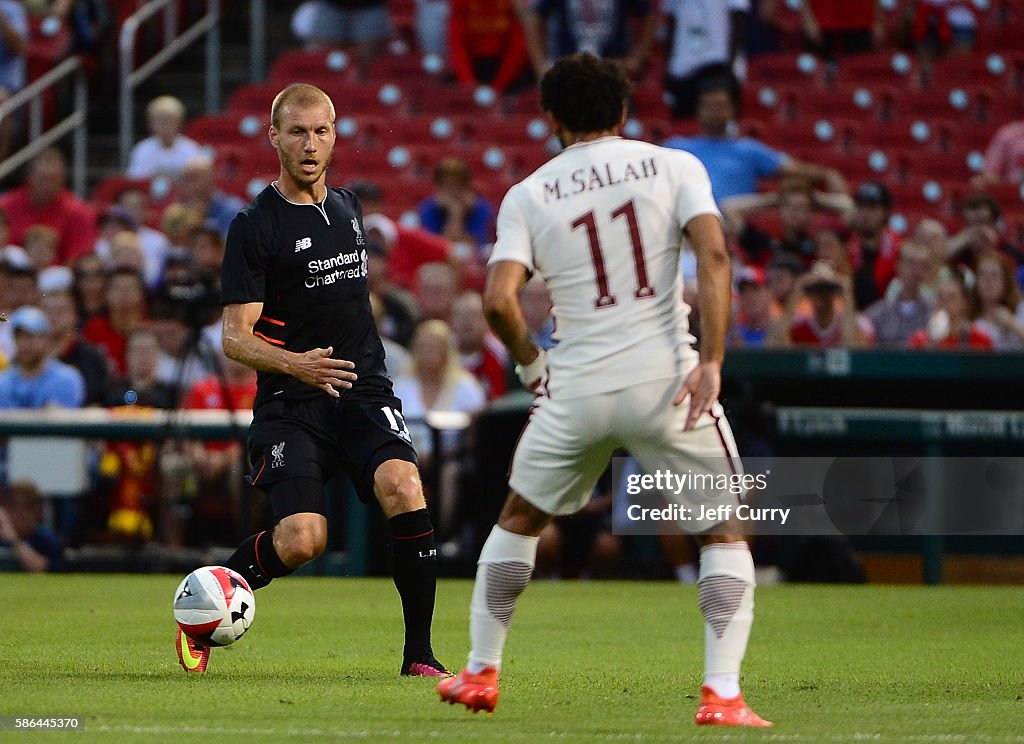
left=508, top=377, right=742, bottom=530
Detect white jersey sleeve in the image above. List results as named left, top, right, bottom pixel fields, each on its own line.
left=489, top=186, right=535, bottom=272
left=491, top=136, right=720, bottom=399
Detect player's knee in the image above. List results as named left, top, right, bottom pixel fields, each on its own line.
left=374, top=460, right=424, bottom=516
left=274, top=518, right=327, bottom=567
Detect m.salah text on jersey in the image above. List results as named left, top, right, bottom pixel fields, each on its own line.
left=543, top=157, right=658, bottom=203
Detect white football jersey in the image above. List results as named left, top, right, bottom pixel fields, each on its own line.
left=489, top=136, right=720, bottom=399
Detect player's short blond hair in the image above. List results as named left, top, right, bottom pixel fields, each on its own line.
left=147, top=95, right=186, bottom=120
left=271, top=83, right=336, bottom=129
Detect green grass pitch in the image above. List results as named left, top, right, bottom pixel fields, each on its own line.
left=1, top=575, right=1022, bottom=742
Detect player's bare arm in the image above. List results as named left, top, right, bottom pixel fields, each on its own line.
left=222, top=301, right=357, bottom=398
left=484, top=260, right=545, bottom=389
left=674, top=213, right=731, bottom=430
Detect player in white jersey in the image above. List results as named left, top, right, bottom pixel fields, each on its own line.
left=437, top=54, right=772, bottom=727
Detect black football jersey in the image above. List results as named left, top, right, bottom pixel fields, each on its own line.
left=221, top=183, right=387, bottom=409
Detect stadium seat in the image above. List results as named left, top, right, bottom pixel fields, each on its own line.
left=748, top=51, right=827, bottom=86
left=226, top=83, right=279, bottom=116
left=836, top=51, right=919, bottom=88
left=185, top=114, right=269, bottom=147
left=406, top=85, right=500, bottom=118
left=269, top=49, right=357, bottom=87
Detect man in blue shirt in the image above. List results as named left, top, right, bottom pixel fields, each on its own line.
left=0, top=306, right=85, bottom=409
left=663, top=78, right=846, bottom=203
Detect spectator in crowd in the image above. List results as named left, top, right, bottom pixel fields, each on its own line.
left=82, top=268, right=148, bottom=377
left=418, top=156, right=496, bottom=253
left=848, top=181, right=901, bottom=310
left=149, top=302, right=214, bottom=396
left=370, top=292, right=413, bottom=378
left=0, top=306, right=85, bottom=408
left=801, top=0, right=883, bottom=59
left=393, top=320, right=486, bottom=535
left=94, top=204, right=167, bottom=290
left=662, top=0, right=748, bottom=118
left=909, top=269, right=993, bottom=350
left=34, top=0, right=110, bottom=58
left=106, top=231, right=147, bottom=278
left=728, top=266, right=775, bottom=348
left=394, top=320, right=487, bottom=452
left=972, top=118, right=1024, bottom=190
left=863, top=240, right=934, bottom=347
left=365, top=235, right=418, bottom=348
left=171, top=155, right=244, bottom=239
left=71, top=253, right=108, bottom=323
left=972, top=253, right=1024, bottom=351
left=519, top=274, right=555, bottom=351
left=663, top=79, right=847, bottom=202
left=911, top=0, right=977, bottom=60
left=0, top=1, right=28, bottom=161
left=450, top=291, right=508, bottom=400
left=910, top=217, right=951, bottom=295
left=0, top=148, right=98, bottom=264
left=177, top=352, right=258, bottom=546
left=768, top=261, right=869, bottom=348
left=126, top=95, right=204, bottom=180
left=448, top=0, right=532, bottom=95
left=0, top=481, right=64, bottom=572
left=416, top=0, right=449, bottom=56
left=98, top=326, right=173, bottom=543
left=519, top=0, right=657, bottom=78
left=21, top=225, right=60, bottom=270
left=187, top=222, right=226, bottom=278
left=947, top=191, right=1024, bottom=270
left=40, top=287, right=110, bottom=406
left=347, top=180, right=459, bottom=291
left=0, top=262, right=39, bottom=363
left=290, top=0, right=391, bottom=75
left=416, top=261, right=460, bottom=322
left=0, top=208, right=30, bottom=266
left=114, top=186, right=171, bottom=281
left=160, top=202, right=204, bottom=253
left=722, top=178, right=854, bottom=267
left=764, top=252, right=804, bottom=311
left=105, top=325, right=176, bottom=408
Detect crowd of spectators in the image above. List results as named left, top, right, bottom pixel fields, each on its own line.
left=0, top=0, right=1022, bottom=570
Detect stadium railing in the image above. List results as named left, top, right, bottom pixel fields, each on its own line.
left=0, top=407, right=470, bottom=577
left=119, top=0, right=223, bottom=169
left=0, top=56, right=88, bottom=196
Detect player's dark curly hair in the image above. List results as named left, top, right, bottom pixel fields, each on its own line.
left=540, top=53, right=632, bottom=134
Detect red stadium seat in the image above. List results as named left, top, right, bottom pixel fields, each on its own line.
left=748, top=52, right=827, bottom=86
left=185, top=114, right=270, bottom=147
left=836, top=51, right=920, bottom=88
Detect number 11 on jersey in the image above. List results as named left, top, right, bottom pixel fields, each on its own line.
left=570, top=198, right=655, bottom=310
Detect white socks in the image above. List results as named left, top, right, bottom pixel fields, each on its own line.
left=698, top=542, right=756, bottom=700
left=467, top=525, right=538, bottom=674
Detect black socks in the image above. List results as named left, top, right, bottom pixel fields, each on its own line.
left=223, top=529, right=294, bottom=590
left=389, top=508, right=438, bottom=660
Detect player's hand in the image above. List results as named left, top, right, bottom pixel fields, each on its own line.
left=673, top=361, right=722, bottom=431
left=292, top=346, right=357, bottom=397
left=515, top=348, right=547, bottom=392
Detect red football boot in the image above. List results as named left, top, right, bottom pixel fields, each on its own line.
left=437, top=666, right=499, bottom=713
left=176, top=627, right=210, bottom=673
left=694, top=686, right=773, bottom=727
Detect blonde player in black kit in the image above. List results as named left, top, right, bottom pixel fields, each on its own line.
left=174, top=83, right=449, bottom=679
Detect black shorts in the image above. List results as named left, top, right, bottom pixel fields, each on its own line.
left=247, top=378, right=417, bottom=514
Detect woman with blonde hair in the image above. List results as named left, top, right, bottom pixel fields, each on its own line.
left=393, top=320, right=486, bottom=538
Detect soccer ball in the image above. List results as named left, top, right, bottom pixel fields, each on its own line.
left=173, top=566, right=255, bottom=647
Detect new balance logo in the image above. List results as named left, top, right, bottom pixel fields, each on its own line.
left=271, top=441, right=286, bottom=468
left=351, top=218, right=365, bottom=245
left=295, top=237, right=312, bottom=252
